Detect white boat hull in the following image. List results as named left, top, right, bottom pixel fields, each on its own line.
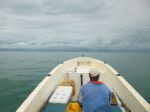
left=17, top=57, right=150, bottom=112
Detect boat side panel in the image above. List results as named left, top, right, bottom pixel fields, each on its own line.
left=16, top=64, right=66, bottom=112
left=116, top=76, right=150, bottom=112
left=105, top=64, right=150, bottom=112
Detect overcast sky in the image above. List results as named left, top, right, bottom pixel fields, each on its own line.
left=0, top=0, right=150, bottom=51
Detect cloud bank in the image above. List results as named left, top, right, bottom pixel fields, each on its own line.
left=0, top=0, right=150, bottom=51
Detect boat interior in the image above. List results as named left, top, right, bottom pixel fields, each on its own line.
left=42, top=66, right=129, bottom=112
left=16, top=57, right=150, bottom=112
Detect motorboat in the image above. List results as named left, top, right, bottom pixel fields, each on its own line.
left=17, top=56, right=150, bottom=112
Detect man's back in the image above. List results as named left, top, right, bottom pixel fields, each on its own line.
left=78, top=81, right=112, bottom=112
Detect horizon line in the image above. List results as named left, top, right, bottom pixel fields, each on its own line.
left=0, top=48, right=150, bottom=52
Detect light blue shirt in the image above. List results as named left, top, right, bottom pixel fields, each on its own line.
left=77, top=81, right=112, bottom=112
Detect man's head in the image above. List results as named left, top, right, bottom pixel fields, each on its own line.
left=88, top=68, right=100, bottom=81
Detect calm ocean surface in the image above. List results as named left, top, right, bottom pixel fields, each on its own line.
left=0, top=51, right=150, bottom=112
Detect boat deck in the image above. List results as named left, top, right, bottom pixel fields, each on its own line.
left=44, top=103, right=123, bottom=112
left=42, top=84, right=125, bottom=112
left=42, top=76, right=126, bottom=112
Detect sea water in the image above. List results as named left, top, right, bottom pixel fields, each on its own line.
left=0, top=51, right=150, bottom=112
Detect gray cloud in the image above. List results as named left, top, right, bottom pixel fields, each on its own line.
left=0, top=0, right=150, bottom=51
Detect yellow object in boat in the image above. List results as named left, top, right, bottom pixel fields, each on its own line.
left=66, top=102, right=82, bottom=112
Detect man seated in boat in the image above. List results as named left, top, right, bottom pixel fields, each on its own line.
left=77, top=67, right=112, bottom=112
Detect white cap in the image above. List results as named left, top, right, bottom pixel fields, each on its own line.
left=89, top=67, right=100, bottom=77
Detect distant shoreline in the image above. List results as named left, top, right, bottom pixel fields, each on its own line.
left=0, top=48, right=150, bottom=52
